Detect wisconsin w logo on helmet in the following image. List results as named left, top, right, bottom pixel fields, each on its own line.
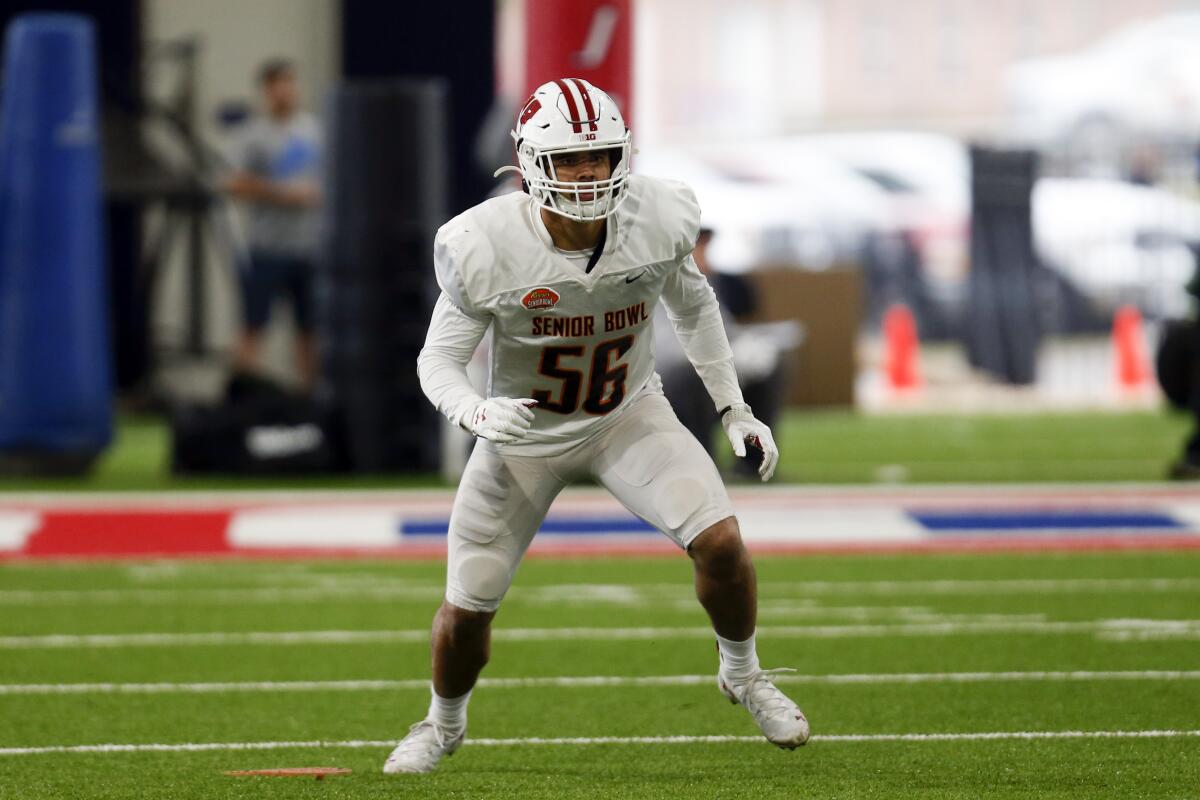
left=496, top=78, right=632, bottom=222
left=519, top=96, right=542, bottom=126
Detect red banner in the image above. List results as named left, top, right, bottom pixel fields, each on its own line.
left=523, top=0, right=633, bottom=124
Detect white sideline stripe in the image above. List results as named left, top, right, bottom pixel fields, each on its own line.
left=0, top=586, right=445, bottom=605
left=0, top=513, right=38, bottom=552
left=736, top=508, right=924, bottom=543
left=772, top=578, right=1200, bottom=595
left=4, top=619, right=1200, bottom=648
left=2, top=670, right=1198, bottom=695
left=2, top=730, right=1198, bottom=756
left=228, top=510, right=400, bottom=549
left=4, top=577, right=1199, bottom=605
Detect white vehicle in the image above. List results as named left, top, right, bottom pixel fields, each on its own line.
left=795, top=133, right=1200, bottom=323
left=695, top=138, right=897, bottom=241
left=1005, top=13, right=1200, bottom=165
left=640, top=140, right=965, bottom=332
left=1033, top=178, right=1200, bottom=320
left=794, top=132, right=969, bottom=217
left=634, top=147, right=841, bottom=273
left=793, top=131, right=971, bottom=289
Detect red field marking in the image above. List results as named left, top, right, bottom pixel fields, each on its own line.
left=223, top=767, right=351, bottom=779
left=23, top=512, right=230, bottom=557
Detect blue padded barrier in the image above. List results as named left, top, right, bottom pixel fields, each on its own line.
left=0, top=14, right=112, bottom=470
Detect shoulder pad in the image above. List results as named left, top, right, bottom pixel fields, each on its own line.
left=623, top=175, right=702, bottom=260
left=433, top=208, right=499, bottom=314
left=434, top=215, right=484, bottom=316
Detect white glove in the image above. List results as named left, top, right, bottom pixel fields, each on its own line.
left=467, top=397, right=538, bottom=443
left=721, top=403, right=779, bottom=482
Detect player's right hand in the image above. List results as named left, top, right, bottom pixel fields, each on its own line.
left=721, top=403, right=780, bottom=482
left=468, top=397, right=538, bottom=443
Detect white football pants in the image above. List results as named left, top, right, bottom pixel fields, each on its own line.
left=445, top=390, right=735, bottom=612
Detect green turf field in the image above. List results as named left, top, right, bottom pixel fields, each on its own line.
left=1, top=551, right=1198, bottom=798
left=0, top=408, right=1189, bottom=491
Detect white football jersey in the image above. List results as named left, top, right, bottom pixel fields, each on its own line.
left=429, top=175, right=729, bottom=455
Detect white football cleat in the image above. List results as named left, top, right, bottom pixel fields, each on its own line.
left=719, top=669, right=810, bottom=749
left=382, top=719, right=464, bottom=774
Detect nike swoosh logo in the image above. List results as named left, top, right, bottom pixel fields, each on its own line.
left=625, top=271, right=647, bottom=284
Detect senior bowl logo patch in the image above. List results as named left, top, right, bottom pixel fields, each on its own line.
left=522, top=287, right=560, bottom=310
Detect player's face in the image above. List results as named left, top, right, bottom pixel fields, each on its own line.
left=551, top=150, right=611, bottom=201
left=264, top=73, right=299, bottom=117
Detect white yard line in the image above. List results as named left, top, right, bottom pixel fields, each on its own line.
left=1099, top=630, right=1200, bottom=642
left=3, top=577, right=1198, bottom=605
left=760, top=578, right=1200, bottom=596
left=1, top=730, right=1197, bottom=756
left=0, top=483, right=1194, bottom=509
left=1, top=670, right=1197, bottom=696
left=4, top=619, right=1200, bottom=648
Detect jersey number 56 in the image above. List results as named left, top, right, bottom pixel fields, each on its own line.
left=533, top=335, right=633, bottom=415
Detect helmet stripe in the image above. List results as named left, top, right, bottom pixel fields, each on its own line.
left=552, top=78, right=584, bottom=133
left=569, top=78, right=599, bottom=132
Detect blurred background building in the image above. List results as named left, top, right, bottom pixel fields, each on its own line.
left=2, top=0, right=1199, bottom=476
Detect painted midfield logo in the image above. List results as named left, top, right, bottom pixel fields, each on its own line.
left=522, top=287, right=561, bottom=310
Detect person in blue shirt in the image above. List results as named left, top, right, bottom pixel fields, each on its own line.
left=226, top=58, right=322, bottom=390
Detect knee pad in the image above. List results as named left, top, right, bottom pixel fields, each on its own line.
left=446, top=542, right=516, bottom=613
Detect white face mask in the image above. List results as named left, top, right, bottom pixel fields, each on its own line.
left=546, top=178, right=619, bottom=222
left=527, top=145, right=631, bottom=222
left=495, top=152, right=630, bottom=220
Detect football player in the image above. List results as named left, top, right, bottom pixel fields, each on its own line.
left=384, top=78, right=808, bottom=774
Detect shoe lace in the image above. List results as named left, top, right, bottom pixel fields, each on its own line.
left=742, top=668, right=798, bottom=717
left=395, top=720, right=451, bottom=758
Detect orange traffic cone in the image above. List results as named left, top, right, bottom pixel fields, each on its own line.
left=1112, top=305, right=1150, bottom=390
left=884, top=303, right=922, bottom=391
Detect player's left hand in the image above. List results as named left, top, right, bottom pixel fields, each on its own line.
left=721, top=403, right=779, bottom=482
left=468, top=397, right=538, bottom=443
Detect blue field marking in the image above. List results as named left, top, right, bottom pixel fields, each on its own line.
left=401, top=516, right=657, bottom=537
left=910, top=510, right=1183, bottom=533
